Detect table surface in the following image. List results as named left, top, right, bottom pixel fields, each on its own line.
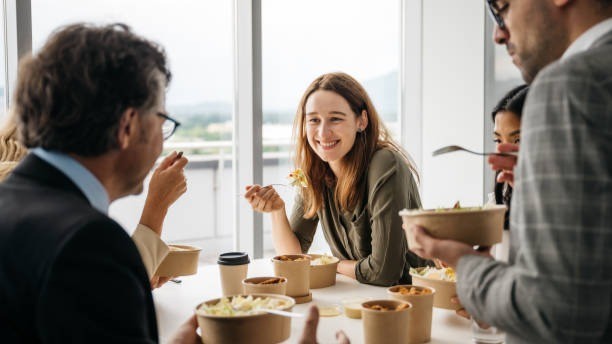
left=153, top=259, right=473, bottom=344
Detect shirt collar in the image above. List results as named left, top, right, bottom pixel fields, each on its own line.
left=562, top=18, right=612, bottom=60
left=31, top=147, right=110, bottom=214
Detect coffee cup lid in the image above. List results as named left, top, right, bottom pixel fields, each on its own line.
left=217, top=252, right=250, bottom=265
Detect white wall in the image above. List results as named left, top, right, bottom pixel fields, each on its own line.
left=420, top=0, right=485, bottom=209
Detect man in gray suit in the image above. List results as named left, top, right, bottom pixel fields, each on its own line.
left=412, top=1, right=612, bottom=343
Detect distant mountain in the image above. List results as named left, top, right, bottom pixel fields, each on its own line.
left=167, top=70, right=399, bottom=123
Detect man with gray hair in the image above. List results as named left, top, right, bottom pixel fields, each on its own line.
left=412, top=0, right=612, bottom=343
left=0, top=23, right=197, bottom=343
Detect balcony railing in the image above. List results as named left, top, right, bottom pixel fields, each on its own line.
left=109, top=139, right=294, bottom=260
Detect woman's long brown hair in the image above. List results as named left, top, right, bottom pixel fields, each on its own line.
left=293, top=72, right=419, bottom=218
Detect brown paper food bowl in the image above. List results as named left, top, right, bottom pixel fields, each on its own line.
left=272, top=254, right=311, bottom=298
left=400, top=205, right=506, bottom=250
left=309, top=254, right=340, bottom=289
left=341, top=297, right=372, bottom=319
left=242, top=277, right=287, bottom=295
left=387, top=285, right=435, bottom=343
left=195, top=294, right=295, bottom=344
left=361, top=299, right=412, bottom=344
left=410, top=269, right=459, bottom=310
left=154, top=244, right=201, bottom=277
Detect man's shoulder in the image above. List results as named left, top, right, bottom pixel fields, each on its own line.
left=527, top=41, right=612, bottom=126
left=0, top=172, right=111, bottom=230
left=536, top=41, right=612, bottom=87
left=0, top=173, right=128, bottom=275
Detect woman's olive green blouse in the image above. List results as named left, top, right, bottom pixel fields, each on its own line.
left=290, top=148, right=430, bottom=286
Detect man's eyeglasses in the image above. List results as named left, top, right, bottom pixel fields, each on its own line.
left=486, top=0, right=508, bottom=30
left=157, top=112, right=181, bottom=140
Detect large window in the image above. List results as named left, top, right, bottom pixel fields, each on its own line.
left=261, top=0, right=401, bottom=256
left=0, top=3, right=6, bottom=117
left=483, top=17, right=523, bottom=200
left=32, top=0, right=234, bottom=262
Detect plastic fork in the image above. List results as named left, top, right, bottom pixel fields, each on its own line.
left=432, top=145, right=518, bottom=157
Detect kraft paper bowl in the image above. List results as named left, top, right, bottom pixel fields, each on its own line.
left=387, top=285, right=435, bottom=343
left=341, top=296, right=372, bottom=319
left=309, top=254, right=340, bottom=289
left=362, top=299, right=412, bottom=344
left=195, top=294, right=295, bottom=344
left=272, top=254, right=311, bottom=299
left=400, top=205, right=506, bottom=250
left=242, top=277, right=287, bottom=295
left=410, top=268, right=459, bottom=310
left=154, top=244, right=201, bottom=277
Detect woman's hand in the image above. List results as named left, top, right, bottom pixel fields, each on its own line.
left=244, top=184, right=285, bottom=213
left=488, top=143, right=519, bottom=187
left=140, top=151, right=188, bottom=235
left=150, top=276, right=172, bottom=289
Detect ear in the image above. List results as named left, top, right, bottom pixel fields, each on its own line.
left=359, top=110, right=369, bottom=131
left=117, top=108, right=138, bottom=150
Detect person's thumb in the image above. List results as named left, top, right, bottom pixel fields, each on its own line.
left=169, top=155, right=189, bottom=170
left=336, top=330, right=351, bottom=344
left=157, top=151, right=178, bottom=171
left=299, top=305, right=319, bottom=344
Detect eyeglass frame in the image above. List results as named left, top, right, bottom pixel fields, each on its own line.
left=486, top=0, right=509, bottom=30
left=157, top=112, right=181, bottom=140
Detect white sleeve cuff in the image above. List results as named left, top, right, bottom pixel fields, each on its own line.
left=132, top=223, right=170, bottom=278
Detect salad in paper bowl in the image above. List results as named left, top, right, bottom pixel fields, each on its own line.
left=410, top=267, right=459, bottom=310
left=195, top=294, right=295, bottom=344
left=309, top=254, right=340, bottom=289
left=400, top=201, right=506, bottom=250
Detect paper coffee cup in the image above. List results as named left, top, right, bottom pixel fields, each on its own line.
left=218, top=252, right=250, bottom=296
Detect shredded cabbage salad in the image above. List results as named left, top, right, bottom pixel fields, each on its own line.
left=198, top=295, right=289, bottom=316
left=410, top=267, right=456, bottom=282
left=311, top=254, right=336, bottom=266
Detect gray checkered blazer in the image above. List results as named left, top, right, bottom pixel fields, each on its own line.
left=456, top=29, right=612, bottom=343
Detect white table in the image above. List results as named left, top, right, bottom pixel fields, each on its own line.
left=153, top=259, right=472, bottom=343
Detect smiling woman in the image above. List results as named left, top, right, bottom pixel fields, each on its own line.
left=245, top=72, right=430, bottom=286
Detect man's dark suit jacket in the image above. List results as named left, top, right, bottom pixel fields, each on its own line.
left=0, top=154, right=158, bottom=343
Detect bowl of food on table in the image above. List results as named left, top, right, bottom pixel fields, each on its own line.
left=400, top=201, right=506, bottom=250
left=361, top=299, right=412, bottom=344
left=154, top=244, right=201, bottom=277
left=409, top=266, right=459, bottom=310
left=271, top=254, right=312, bottom=301
left=309, top=253, right=339, bottom=289
left=242, top=276, right=287, bottom=295
left=195, top=294, right=295, bottom=344
left=341, top=296, right=372, bottom=319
